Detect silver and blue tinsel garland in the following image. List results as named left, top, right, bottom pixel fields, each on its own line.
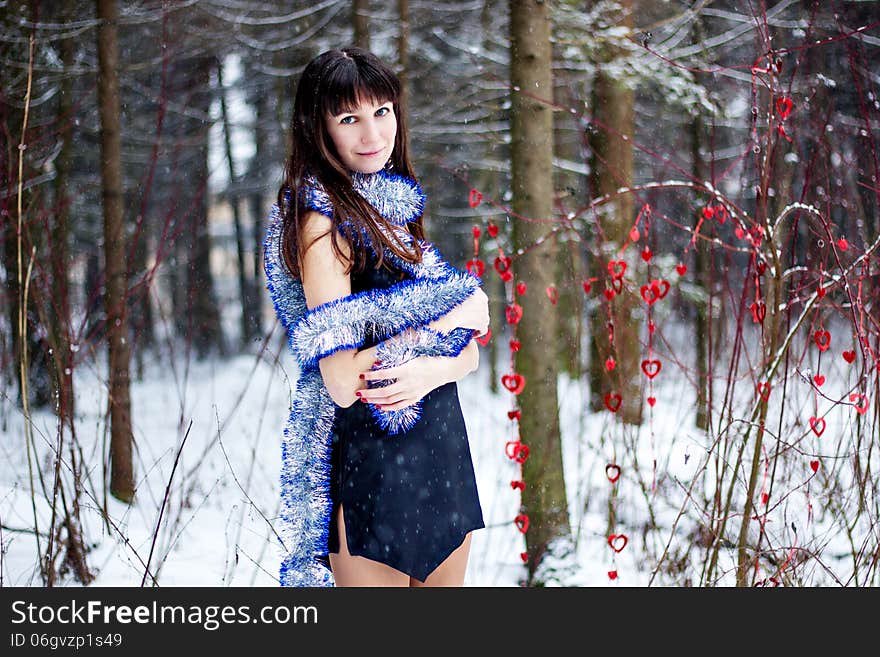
left=264, top=168, right=482, bottom=586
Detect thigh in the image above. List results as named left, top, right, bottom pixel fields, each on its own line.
left=409, top=532, right=473, bottom=587
left=328, top=503, right=410, bottom=587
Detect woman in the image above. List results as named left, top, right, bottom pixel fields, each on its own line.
left=265, top=47, right=490, bottom=587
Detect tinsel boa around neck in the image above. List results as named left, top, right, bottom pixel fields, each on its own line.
left=264, top=167, right=483, bottom=586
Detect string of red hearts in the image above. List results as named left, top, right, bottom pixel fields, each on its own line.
left=469, top=206, right=531, bottom=567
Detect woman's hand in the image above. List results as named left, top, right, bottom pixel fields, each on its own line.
left=356, top=343, right=478, bottom=411
left=430, top=287, right=490, bottom=337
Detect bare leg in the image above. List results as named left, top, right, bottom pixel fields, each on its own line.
left=409, top=532, right=473, bottom=587
left=328, top=503, right=410, bottom=587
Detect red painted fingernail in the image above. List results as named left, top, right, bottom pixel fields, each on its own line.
left=360, top=398, right=368, bottom=403
left=359, top=374, right=365, bottom=379
left=355, top=391, right=362, bottom=397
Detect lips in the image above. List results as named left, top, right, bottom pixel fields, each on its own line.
left=358, top=148, right=383, bottom=157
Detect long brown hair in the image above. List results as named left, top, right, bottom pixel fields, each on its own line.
left=276, top=47, right=425, bottom=279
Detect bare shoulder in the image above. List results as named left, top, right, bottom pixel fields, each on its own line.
left=300, top=210, right=352, bottom=309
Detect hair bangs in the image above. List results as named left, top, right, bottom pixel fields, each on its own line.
left=323, top=59, right=398, bottom=118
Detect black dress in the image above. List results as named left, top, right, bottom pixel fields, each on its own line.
left=325, top=260, right=485, bottom=582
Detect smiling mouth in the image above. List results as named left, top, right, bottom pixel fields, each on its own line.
left=358, top=149, right=383, bottom=156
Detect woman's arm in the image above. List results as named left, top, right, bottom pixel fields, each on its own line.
left=300, top=210, right=378, bottom=408
left=358, top=340, right=480, bottom=411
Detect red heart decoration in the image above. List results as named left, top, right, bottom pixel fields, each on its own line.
left=509, top=339, right=521, bottom=352
left=757, top=382, right=771, bottom=402
left=610, top=276, right=623, bottom=293
left=466, top=259, right=485, bottom=277
left=604, top=392, right=622, bottom=413
left=487, top=222, right=499, bottom=237
left=504, top=440, right=529, bottom=463
left=494, top=255, right=511, bottom=275
left=604, top=288, right=615, bottom=300
left=652, top=279, right=670, bottom=299
left=605, top=357, right=616, bottom=372
left=546, top=285, right=558, bottom=305
left=510, top=480, right=526, bottom=492
left=776, top=96, right=793, bottom=119
left=640, top=284, right=660, bottom=305
left=608, top=534, right=628, bottom=553
left=842, top=350, right=855, bottom=363
left=676, top=263, right=687, bottom=276
left=641, top=247, right=652, bottom=262
left=608, top=570, right=618, bottom=580
left=750, top=301, right=766, bottom=323
left=507, top=409, right=521, bottom=421
left=501, top=373, right=526, bottom=395
left=582, top=280, right=592, bottom=294
left=472, top=225, right=481, bottom=239
left=607, top=260, right=627, bottom=279
left=702, top=206, right=715, bottom=220
left=647, top=396, right=656, bottom=407
left=641, top=359, right=662, bottom=379
left=516, top=281, right=527, bottom=296
left=520, top=552, right=528, bottom=563
left=813, top=330, right=831, bottom=352
left=809, top=416, right=825, bottom=437
left=756, top=261, right=767, bottom=275
left=810, top=460, right=819, bottom=473
left=500, top=270, right=513, bottom=282
left=837, top=237, right=848, bottom=251
left=514, top=514, right=529, bottom=534
left=735, top=227, right=745, bottom=240
left=468, top=188, right=483, bottom=208
left=813, top=374, right=825, bottom=387
left=629, top=226, right=640, bottom=241
left=475, top=328, right=492, bottom=346
left=817, top=285, right=826, bottom=298
left=505, top=303, right=523, bottom=325
left=714, top=204, right=728, bottom=224
left=761, top=492, right=769, bottom=505
left=605, top=463, right=621, bottom=484
left=850, top=393, right=868, bottom=415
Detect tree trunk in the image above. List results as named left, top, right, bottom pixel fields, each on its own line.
left=353, top=0, right=370, bottom=50
left=96, top=0, right=134, bottom=503
left=397, top=0, right=409, bottom=119
left=187, top=55, right=225, bottom=358
left=509, top=0, right=570, bottom=583
left=586, top=0, right=642, bottom=426
left=217, top=58, right=257, bottom=347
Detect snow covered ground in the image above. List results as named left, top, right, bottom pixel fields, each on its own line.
left=1, top=317, right=873, bottom=587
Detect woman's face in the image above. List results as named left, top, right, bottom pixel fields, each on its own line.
left=325, top=96, right=397, bottom=174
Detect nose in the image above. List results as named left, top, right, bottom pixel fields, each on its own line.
left=360, top=117, right=381, bottom=144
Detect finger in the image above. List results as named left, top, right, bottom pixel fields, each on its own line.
left=359, top=384, right=404, bottom=404
left=376, top=398, right=417, bottom=411
left=361, top=365, right=402, bottom=381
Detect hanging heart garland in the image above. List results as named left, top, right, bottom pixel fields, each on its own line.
left=849, top=393, right=868, bottom=415
left=757, top=382, right=771, bottom=402
left=641, top=359, right=662, bottom=379
left=605, top=464, right=621, bottom=484
left=608, top=534, right=628, bottom=553
left=809, top=416, right=826, bottom=437
left=475, top=328, right=492, bottom=346
left=501, top=373, right=526, bottom=395
left=604, top=392, right=622, bottom=413
left=813, top=330, right=831, bottom=352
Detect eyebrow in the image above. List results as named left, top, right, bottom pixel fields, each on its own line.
left=333, top=101, right=392, bottom=117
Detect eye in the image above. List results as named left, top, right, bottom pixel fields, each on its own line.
left=340, top=115, right=356, bottom=125
left=376, top=106, right=391, bottom=117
